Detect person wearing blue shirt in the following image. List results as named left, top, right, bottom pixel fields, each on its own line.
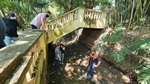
left=55, top=44, right=61, bottom=71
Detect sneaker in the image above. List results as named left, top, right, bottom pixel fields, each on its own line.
left=87, top=75, right=92, bottom=79
left=79, top=74, right=87, bottom=80
left=82, top=74, right=87, bottom=79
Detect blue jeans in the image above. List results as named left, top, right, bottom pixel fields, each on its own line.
left=61, top=53, right=64, bottom=63
left=55, top=60, right=60, bottom=71
left=31, top=24, right=38, bottom=29
left=86, top=65, right=94, bottom=77
left=4, top=36, right=19, bottom=46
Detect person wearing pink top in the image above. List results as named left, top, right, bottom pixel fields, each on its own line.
left=31, top=11, right=51, bottom=31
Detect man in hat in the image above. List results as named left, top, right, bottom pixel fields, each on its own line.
left=2, top=11, right=22, bottom=46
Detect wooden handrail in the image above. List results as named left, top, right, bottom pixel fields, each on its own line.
left=47, top=7, right=108, bottom=30
left=85, top=8, right=103, bottom=13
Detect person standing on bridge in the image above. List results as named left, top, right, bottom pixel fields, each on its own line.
left=81, top=51, right=101, bottom=79
left=2, top=11, right=22, bottom=46
left=30, top=11, right=51, bottom=31
left=0, top=18, right=6, bottom=49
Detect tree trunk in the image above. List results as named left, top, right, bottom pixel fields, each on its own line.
left=0, top=9, right=5, bottom=17
left=128, top=0, right=135, bottom=30
left=33, top=8, right=38, bottom=14
left=27, top=0, right=30, bottom=27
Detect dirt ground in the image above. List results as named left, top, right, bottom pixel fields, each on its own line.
left=47, top=42, right=131, bottom=84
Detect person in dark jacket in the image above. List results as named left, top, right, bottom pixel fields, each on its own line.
left=2, top=11, right=22, bottom=46
left=0, top=18, right=6, bottom=49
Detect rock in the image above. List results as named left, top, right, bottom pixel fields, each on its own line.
left=121, top=75, right=130, bottom=83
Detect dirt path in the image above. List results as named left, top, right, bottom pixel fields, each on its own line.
left=47, top=43, right=130, bottom=84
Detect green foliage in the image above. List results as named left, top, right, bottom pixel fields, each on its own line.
left=100, top=0, right=112, bottom=6
left=111, top=28, right=123, bottom=42
left=138, top=41, right=150, bottom=56
left=96, top=43, right=107, bottom=52
left=51, top=0, right=112, bottom=12
left=121, top=46, right=129, bottom=56
left=101, top=34, right=110, bottom=42
left=139, top=18, right=146, bottom=22
left=102, top=27, right=125, bottom=43
left=0, top=0, right=11, bottom=9
left=111, top=51, right=124, bottom=62
left=96, top=27, right=128, bottom=62
left=111, top=46, right=128, bottom=62
left=31, top=0, right=48, bottom=8
left=135, top=61, right=150, bottom=84
left=129, top=38, right=150, bottom=56
left=0, top=0, right=114, bottom=26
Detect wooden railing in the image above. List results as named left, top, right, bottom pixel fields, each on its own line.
left=84, top=9, right=104, bottom=20
left=47, top=7, right=108, bottom=30
left=0, top=7, right=109, bottom=84
left=47, top=8, right=79, bottom=30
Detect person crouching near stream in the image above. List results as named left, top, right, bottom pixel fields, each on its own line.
left=81, top=51, right=101, bottom=79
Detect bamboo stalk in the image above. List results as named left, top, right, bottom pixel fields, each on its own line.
left=128, top=0, right=135, bottom=30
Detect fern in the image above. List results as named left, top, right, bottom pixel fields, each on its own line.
left=138, top=41, right=150, bottom=56
left=135, top=61, right=150, bottom=84
left=111, top=51, right=124, bottom=62
left=111, top=27, right=125, bottom=42
left=129, top=38, right=150, bottom=56
left=121, top=46, right=129, bottom=55
left=96, top=44, right=107, bottom=51
left=101, top=27, right=125, bottom=43
left=111, top=33, right=123, bottom=42
left=129, top=38, right=150, bottom=50
left=101, top=34, right=110, bottom=42
left=110, top=46, right=128, bottom=62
